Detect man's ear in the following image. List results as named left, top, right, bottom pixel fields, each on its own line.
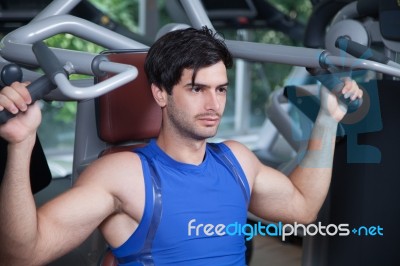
left=151, top=84, right=167, bottom=108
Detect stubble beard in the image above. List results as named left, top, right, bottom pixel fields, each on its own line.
left=167, top=98, right=220, bottom=141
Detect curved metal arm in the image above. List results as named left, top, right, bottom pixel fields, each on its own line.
left=54, top=61, right=138, bottom=100
left=0, top=15, right=147, bottom=75
left=1, top=40, right=138, bottom=101
left=4, top=15, right=146, bottom=50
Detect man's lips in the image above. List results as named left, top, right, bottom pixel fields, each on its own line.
left=198, top=116, right=219, bottom=121
left=196, top=112, right=221, bottom=119
left=196, top=114, right=221, bottom=125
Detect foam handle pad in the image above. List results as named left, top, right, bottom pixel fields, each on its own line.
left=335, top=36, right=390, bottom=64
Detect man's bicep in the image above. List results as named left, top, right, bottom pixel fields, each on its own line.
left=33, top=164, right=117, bottom=264
left=248, top=165, right=306, bottom=223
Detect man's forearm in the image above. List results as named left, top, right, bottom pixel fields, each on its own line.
left=300, top=113, right=338, bottom=168
left=0, top=137, right=38, bottom=259
left=289, top=112, right=339, bottom=221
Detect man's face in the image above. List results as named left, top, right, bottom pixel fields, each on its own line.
left=165, top=61, right=228, bottom=140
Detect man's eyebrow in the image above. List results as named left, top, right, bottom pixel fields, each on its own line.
left=184, top=82, right=229, bottom=88
left=217, top=82, right=229, bottom=87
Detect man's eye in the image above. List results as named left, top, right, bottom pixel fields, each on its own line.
left=218, top=87, right=228, bottom=93
left=192, top=86, right=201, bottom=93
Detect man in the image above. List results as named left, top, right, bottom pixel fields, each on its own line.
left=0, top=27, right=362, bottom=265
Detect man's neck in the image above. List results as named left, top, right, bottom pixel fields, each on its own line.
left=156, top=132, right=207, bottom=166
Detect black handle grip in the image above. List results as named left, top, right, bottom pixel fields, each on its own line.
left=306, top=68, right=362, bottom=112
left=335, top=36, right=390, bottom=64
left=0, top=75, right=56, bottom=125
left=32, top=41, right=67, bottom=82
left=0, top=42, right=65, bottom=125
left=26, top=75, right=57, bottom=102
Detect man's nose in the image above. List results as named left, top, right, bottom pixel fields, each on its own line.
left=204, top=90, right=220, bottom=111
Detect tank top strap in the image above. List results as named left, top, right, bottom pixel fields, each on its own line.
left=207, top=142, right=250, bottom=206
left=115, top=150, right=163, bottom=265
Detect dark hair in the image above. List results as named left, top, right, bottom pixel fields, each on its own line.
left=144, top=27, right=233, bottom=95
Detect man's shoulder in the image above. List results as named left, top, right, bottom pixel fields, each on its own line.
left=98, top=150, right=142, bottom=167
left=77, top=151, right=144, bottom=187
left=221, top=140, right=250, bottom=154
left=220, top=140, right=260, bottom=184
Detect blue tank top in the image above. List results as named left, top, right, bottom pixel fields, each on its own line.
left=110, top=139, right=251, bottom=265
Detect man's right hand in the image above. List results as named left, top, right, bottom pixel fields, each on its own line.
left=0, top=81, right=41, bottom=145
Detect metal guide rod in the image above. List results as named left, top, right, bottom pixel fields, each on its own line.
left=325, top=56, right=400, bottom=77
left=180, top=0, right=215, bottom=30
left=226, top=40, right=324, bottom=68
left=179, top=0, right=400, bottom=78
left=30, top=0, right=82, bottom=23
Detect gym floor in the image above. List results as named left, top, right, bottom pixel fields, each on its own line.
left=249, top=235, right=302, bottom=266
